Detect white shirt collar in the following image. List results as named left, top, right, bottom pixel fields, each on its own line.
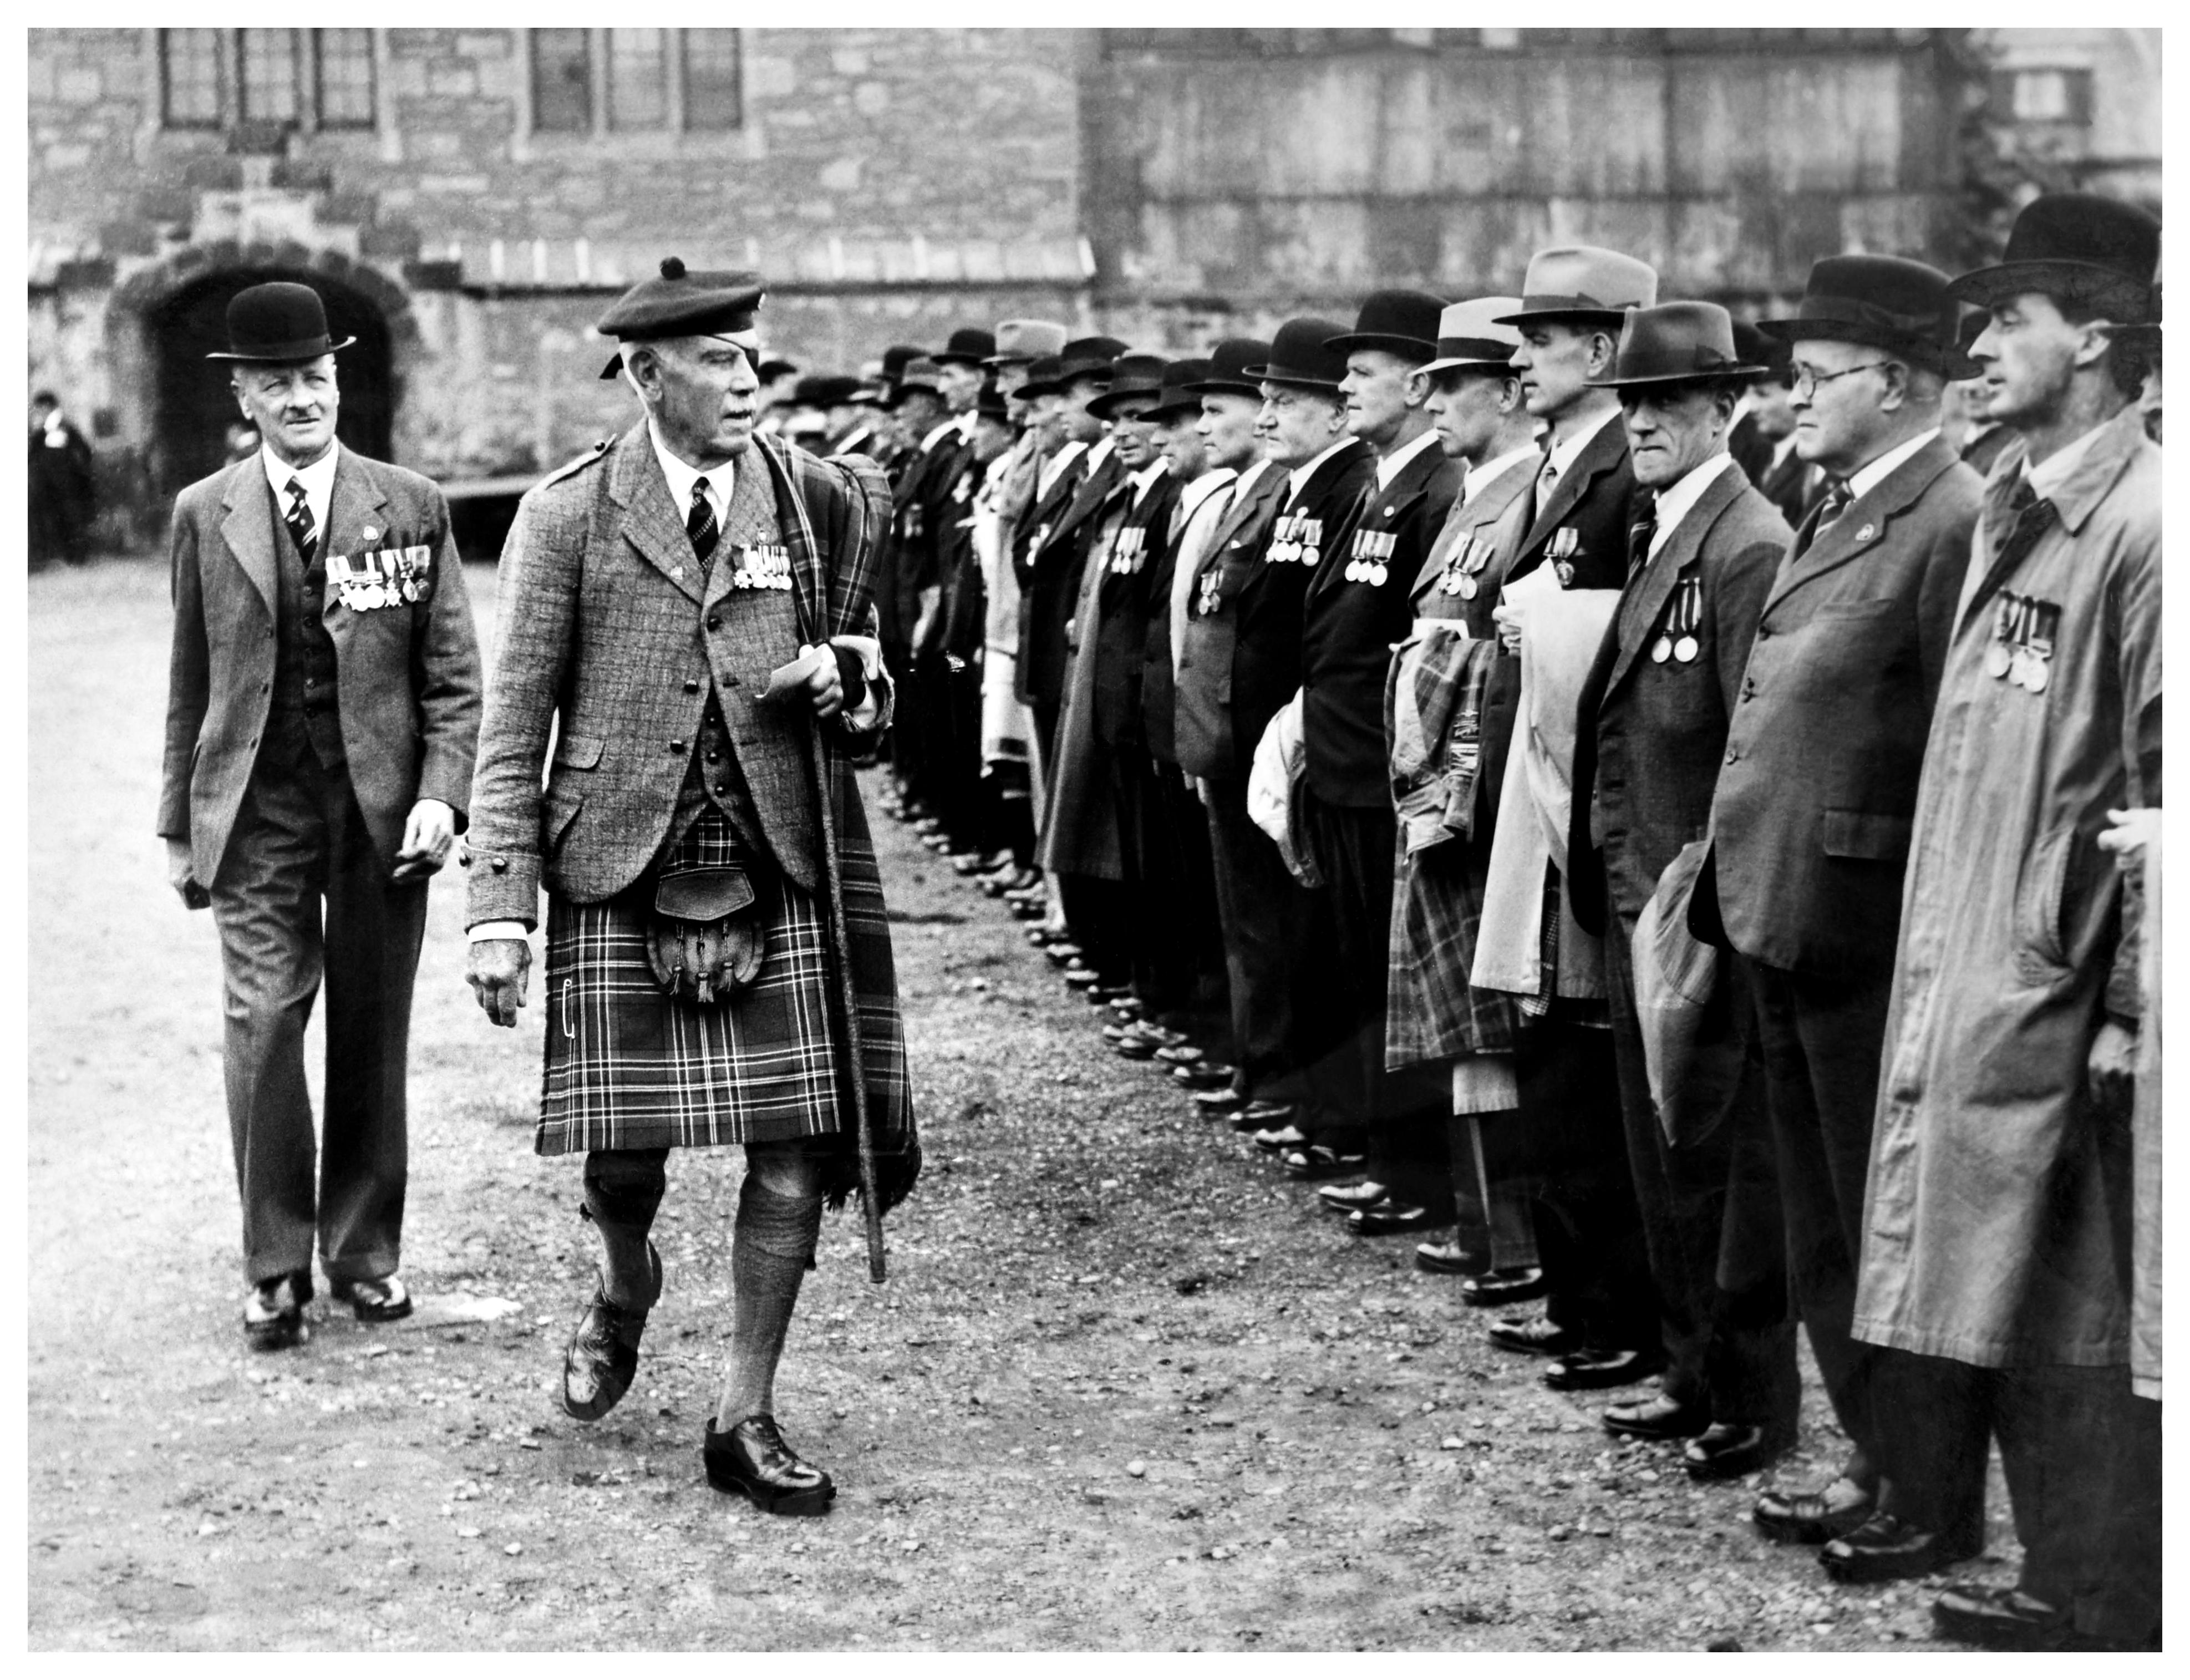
left=1846, top=427, right=1942, bottom=503
left=1233, top=458, right=1273, bottom=495
left=1545, top=404, right=1623, bottom=483
left=1285, top=438, right=1356, bottom=501
left=1465, top=441, right=1540, bottom=501
left=1646, top=451, right=1740, bottom=561
left=2025, top=421, right=2109, bottom=500
left=647, top=419, right=732, bottom=527
left=919, top=417, right=959, bottom=453
left=261, top=441, right=341, bottom=541
left=1039, top=439, right=1087, bottom=497
left=1374, top=427, right=1441, bottom=490
left=1177, top=466, right=1237, bottom=521
left=956, top=411, right=976, bottom=441
left=42, top=408, right=67, bottom=436
left=1129, top=459, right=1170, bottom=503
left=1084, top=434, right=1116, bottom=474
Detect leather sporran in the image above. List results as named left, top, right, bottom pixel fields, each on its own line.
left=644, top=862, right=766, bottom=1004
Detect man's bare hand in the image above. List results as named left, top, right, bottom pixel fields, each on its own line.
left=393, top=797, right=458, bottom=881
left=166, top=837, right=208, bottom=908
left=798, top=643, right=845, bottom=721
left=2089, top=1019, right=2138, bottom=1117
left=468, top=937, right=532, bottom=1028
left=2098, top=806, right=2158, bottom=859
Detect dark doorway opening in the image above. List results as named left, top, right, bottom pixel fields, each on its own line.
left=149, top=268, right=397, bottom=496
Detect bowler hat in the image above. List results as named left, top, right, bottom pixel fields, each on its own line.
left=1014, top=354, right=1069, bottom=400
left=811, top=374, right=862, bottom=407
left=205, top=281, right=357, bottom=363
left=880, top=344, right=926, bottom=380
left=933, top=326, right=999, bottom=368
left=1587, top=302, right=1764, bottom=390
left=2101, top=283, right=2163, bottom=348
left=1762, top=255, right=1978, bottom=377
left=1496, top=247, right=1658, bottom=327
left=1419, top=297, right=1524, bottom=378
left=756, top=358, right=799, bottom=384
left=791, top=374, right=832, bottom=407
left=1185, top=337, right=1274, bottom=397
left=1147, top=358, right=1214, bottom=419
left=1949, top=192, right=2159, bottom=319
left=596, top=256, right=765, bottom=378
left=983, top=320, right=1068, bottom=366
left=1325, top=290, right=1449, bottom=363
left=1086, top=353, right=1169, bottom=419
left=1053, top=337, right=1131, bottom=391
left=1244, top=317, right=1353, bottom=392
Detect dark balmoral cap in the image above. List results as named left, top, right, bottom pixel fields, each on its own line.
left=1013, top=354, right=1069, bottom=400
left=1086, top=353, right=1169, bottom=419
left=933, top=326, right=999, bottom=368
left=1761, top=255, right=1978, bottom=377
left=1495, top=247, right=1658, bottom=327
left=205, top=281, right=357, bottom=363
left=983, top=320, right=1068, bottom=366
left=1244, top=317, right=1354, bottom=393
left=1949, top=192, right=2160, bottom=319
left=595, top=256, right=765, bottom=378
left=1419, top=297, right=1523, bottom=377
left=1148, top=358, right=1214, bottom=419
left=1325, top=289, right=1450, bottom=363
left=1185, top=337, right=1274, bottom=397
left=1587, top=302, right=1765, bottom=390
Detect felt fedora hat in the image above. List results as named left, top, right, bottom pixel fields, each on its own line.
left=1243, top=317, right=1353, bottom=392
left=1185, top=337, right=1274, bottom=397
left=594, top=256, right=765, bottom=378
left=973, top=380, right=1011, bottom=420
left=205, top=281, right=358, bottom=363
left=1052, top=336, right=1131, bottom=390
left=1013, top=354, right=1068, bottom=400
left=1949, top=192, right=2159, bottom=318
left=1419, top=297, right=1525, bottom=377
left=933, top=326, right=999, bottom=368
left=1587, top=301, right=1764, bottom=390
left=1325, top=289, right=1449, bottom=363
left=1147, top=358, right=1215, bottom=419
left=1762, top=254, right=1978, bottom=377
left=1730, top=319, right=1793, bottom=378
left=1086, top=353, right=1170, bottom=418
left=1496, top=247, right=1658, bottom=327
left=890, top=357, right=946, bottom=403
left=983, top=319, right=1068, bottom=366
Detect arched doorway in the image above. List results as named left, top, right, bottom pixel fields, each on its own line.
left=149, top=267, right=395, bottom=494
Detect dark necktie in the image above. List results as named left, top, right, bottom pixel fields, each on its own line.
left=1988, top=473, right=2054, bottom=571
left=1793, top=478, right=1852, bottom=559
left=687, top=476, right=719, bottom=567
left=283, top=476, right=317, bottom=564
left=1625, top=489, right=1658, bottom=579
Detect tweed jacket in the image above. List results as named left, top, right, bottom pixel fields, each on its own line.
left=1172, top=463, right=1290, bottom=779
left=1704, top=437, right=1980, bottom=975
left=159, top=445, right=482, bottom=885
left=1300, top=438, right=1464, bottom=806
left=1568, top=460, right=1787, bottom=931
left=1408, top=451, right=1539, bottom=638
left=1018, top=444, right=1125, bottom=708
left=465, top=424, right=892, bottom=926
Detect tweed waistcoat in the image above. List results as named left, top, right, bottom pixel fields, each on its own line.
left=268, top=496, right=345, bottom=769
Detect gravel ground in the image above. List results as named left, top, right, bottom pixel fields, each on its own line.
left=29, top=556, right=2020, bottom=1649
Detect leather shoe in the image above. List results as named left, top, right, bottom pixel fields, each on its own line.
left=1172, top=1062, right=1236, bottom=1090
left=1458, top=1267, right=1547, bottom=1307
left=1930, top=1585, right=2082, bottom=1650
left=1315, top=1179, right=1391, bottom=1213
left=1062, top=965, right=1101, bottom=988
left=328, top=1273, right=412, bottom=1323
left=242, top=1270, right=313, bottom=1352
left=1226, top=1100, right=1294, bottom=1132
left=1251, top=1123, right=1311, bottom=1154
left=703, top=1414, right=835, bottom=1516
left=1347, top=1202, right=1439, bottom=1237
left=1414, top=1239, right=1486, bottom=1277
left=1684, top=1421, right=1791, bottom=1481
left=1281, top=1146, right=1367, bottom=1182
left=1191, top=1086, right=1244, bottom=1114
left=1543, top=1346, right=1667, bottom=1392
left=1752, top=1476, right=1876, bottom=1546
left=1601, top=1392, right=1710, bottom=1441
left=1820, top=1513, right=1981, bottom=1584
left=1043, top=942, right=1083, bottom=965
left=560, top=1243, right=662, bottom=1423
left=1153, top=1044, right=1205, bottom=1066
left=1486, top=1314, right=1582, bottom=1357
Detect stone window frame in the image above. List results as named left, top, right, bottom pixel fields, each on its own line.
left=154, top=27, right=382, bottom=134
left=516, top=27, right=747, bottom=146
left=157, top=28, right=225, bottom=129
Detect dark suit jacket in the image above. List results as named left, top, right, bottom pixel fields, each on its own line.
left=1091, top=468, right=1184, bottom=751
left=1703, top=437, right=1980, bottom=974
left=1569, top=460, right=1787, bottom=932
left=1301, top=438, right=1463, bottom=805
left=880, top=423, right=964, bottom=649
left=1172, top=463, right=1289, bottom=779
left=159, top=446, right=482, bottom=887
left=1756, top=444, right=1825, bottom=530
left=1019, top=443, right=1125, bottom=708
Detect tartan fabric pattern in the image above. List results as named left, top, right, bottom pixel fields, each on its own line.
left=1386, top=824, right=1520, bottom=1068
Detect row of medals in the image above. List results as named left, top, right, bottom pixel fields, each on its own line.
left=1345, top=529, right=1397, bottom=587
left=1268, top=513, right=1325, bottom=567
left=1437, top=531, right=1493, bottom=598
left=729, top=544, right=795, bottom=590
left=1652, top=575, right=1706, bottom=664
left=328, top=545, right=431, bottom=610
left=1988, top=591, right=2060, bottom=693
left=1110, top=526, right=1150, bottom=575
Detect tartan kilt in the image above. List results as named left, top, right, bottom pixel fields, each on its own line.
left=535, top=795, right=912, bottom=1159
left=1386, top=828, right=1520, bottom=1069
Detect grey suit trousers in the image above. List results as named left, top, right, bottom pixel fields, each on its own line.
left=210, top=742, right=426, bottom=1287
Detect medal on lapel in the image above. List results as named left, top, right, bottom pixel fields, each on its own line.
left=1548, top=526, right=1579, bottom=588
left=1301, top=517, right=1323, bottom=570
left=2023, top=599, right=2058, bottom=694
left=2005, top=596, right=2038, bottom=690
left=1195, top=564, right=1224, bottom=617
left=390, top=544, right=434, bottom=604
left=1674, top=577, right=1701, bottom=663
left=1985, top=596, right=2016, bottom=680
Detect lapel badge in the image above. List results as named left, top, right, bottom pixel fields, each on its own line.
left=1382, top=505, right=1396, bottom=519
left=360, top=525, right=379, bottom=543
left=1854, top=523, right=1876, bottom=544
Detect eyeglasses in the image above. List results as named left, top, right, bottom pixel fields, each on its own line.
left=1791, top=361, right=1892, bottom=399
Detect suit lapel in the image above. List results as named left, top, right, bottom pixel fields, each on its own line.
left=1517, top=420, right=1620, bottom=557
left=1411, top=456, right=1531, bottom=604
left=1766, top=438, right=1957, bottom=615
left=610, top=421, right=707, bottom=606
left=1603, top=464, right=1741, bottom=698
left=219, top=458, right=282, bottom=622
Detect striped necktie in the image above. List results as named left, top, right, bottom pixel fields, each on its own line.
left=1625, top=489, right=1658, bottom=578
left=283, top=476, right=317, bottom=564
left=687, top=477, right=720, bottom=567
left=1793, top=478, right=1853, bottom=559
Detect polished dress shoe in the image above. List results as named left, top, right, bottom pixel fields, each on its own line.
left=1413, top=1239, right=1486, bottom=1277
left=704, top=1414, right=836, bottom=1517
left=1252, top=1123, right=1312, bottom=1154
left=1543, top=1346, right=1666, bottom=1392
left=1061, top=965, right=1101, bottom=988
left=1930, top=1586, right=2082, bottom=1650
left=242, top=1270, right=313, bottom=1352
left=1458, top=1267, right=1547, bottom=1308
left=1172, top=1062, right=1236, bottom=1090
left=1315, top=1179, right=1391, bottom=1213
left=1123, top=1022, right=1188, bottom=1050
left=1601, top=1391, right=1709, bottom=1441
left=1752, top=1476, right=1875, bottom=1545
left=1153, top=1043, right=1205, bottom=1066
left=1684, top=1421, right=1791, bottom=1481
left=1486, top=1315, right=1582, bottom=1357
left=1820, top=1512, right=1981, bottom=1584
left=1281, top=1145, right=1368, bottom=1182
left=561, top=1243, right=662, bottom=1423
left=1348, top=1202, right=1439, bottom=1237
left=328, top=1273, right=412, bottom=1323
left=1226, top=1100, right=1294, bottom=1132
left=1043, top=942, right=1083, bottom=965
left=1192, top=1087, right=1245, bottom=1114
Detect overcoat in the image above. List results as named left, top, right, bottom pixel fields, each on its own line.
left=1090, top=468, right=1183, bottom=750
left=1853, top=409, right=2160, bottom=1368
left=1018, top=442, right=1124, bottom=708
left=1172, top=464, right=1288, bottom=780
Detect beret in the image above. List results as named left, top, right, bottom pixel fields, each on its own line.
left=597, top=256, right=766, bottom=378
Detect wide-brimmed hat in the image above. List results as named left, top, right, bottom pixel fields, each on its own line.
left=1244, top=317, right=1353, bottom=392
left=1762, top=254, right=1979, bottom=378
left=1013, top=354, right=1068, bottom=400
left=1325, top=290, right=1449, bottom=363
left=933, top=326, right=999, bottom=369
left=1147, top=358, right=1214, bottom=419
left=1730, top=319, right=1793, bottom=379
left=890, top=357, right=946, bottom=403
left=1949, top=192, right=2159, bottom=319
left=983, top=320, right=1068, bottom=366
left=1051, top=336, right=1131, bottom=393
left=1419, top=298, right=1524, bottom=378
left=1185, top=337, right=1274, bottom=398
left=1496, top=247, right=1658, bottom=327
left=205, top=281, right=358, bottom=364
left=1587, top=302, right=1764, bottom=390
left=973, top=380, right=1011, bottom=420
left=593, top=256, right=765, bottom=378
left=1086, top=353, right=1170, bottom=419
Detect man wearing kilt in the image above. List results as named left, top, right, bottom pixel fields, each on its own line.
left=465, top=259, right=917, bottom=1519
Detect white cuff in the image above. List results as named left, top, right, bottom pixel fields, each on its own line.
left=469, top=921, right=530, bottom=942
